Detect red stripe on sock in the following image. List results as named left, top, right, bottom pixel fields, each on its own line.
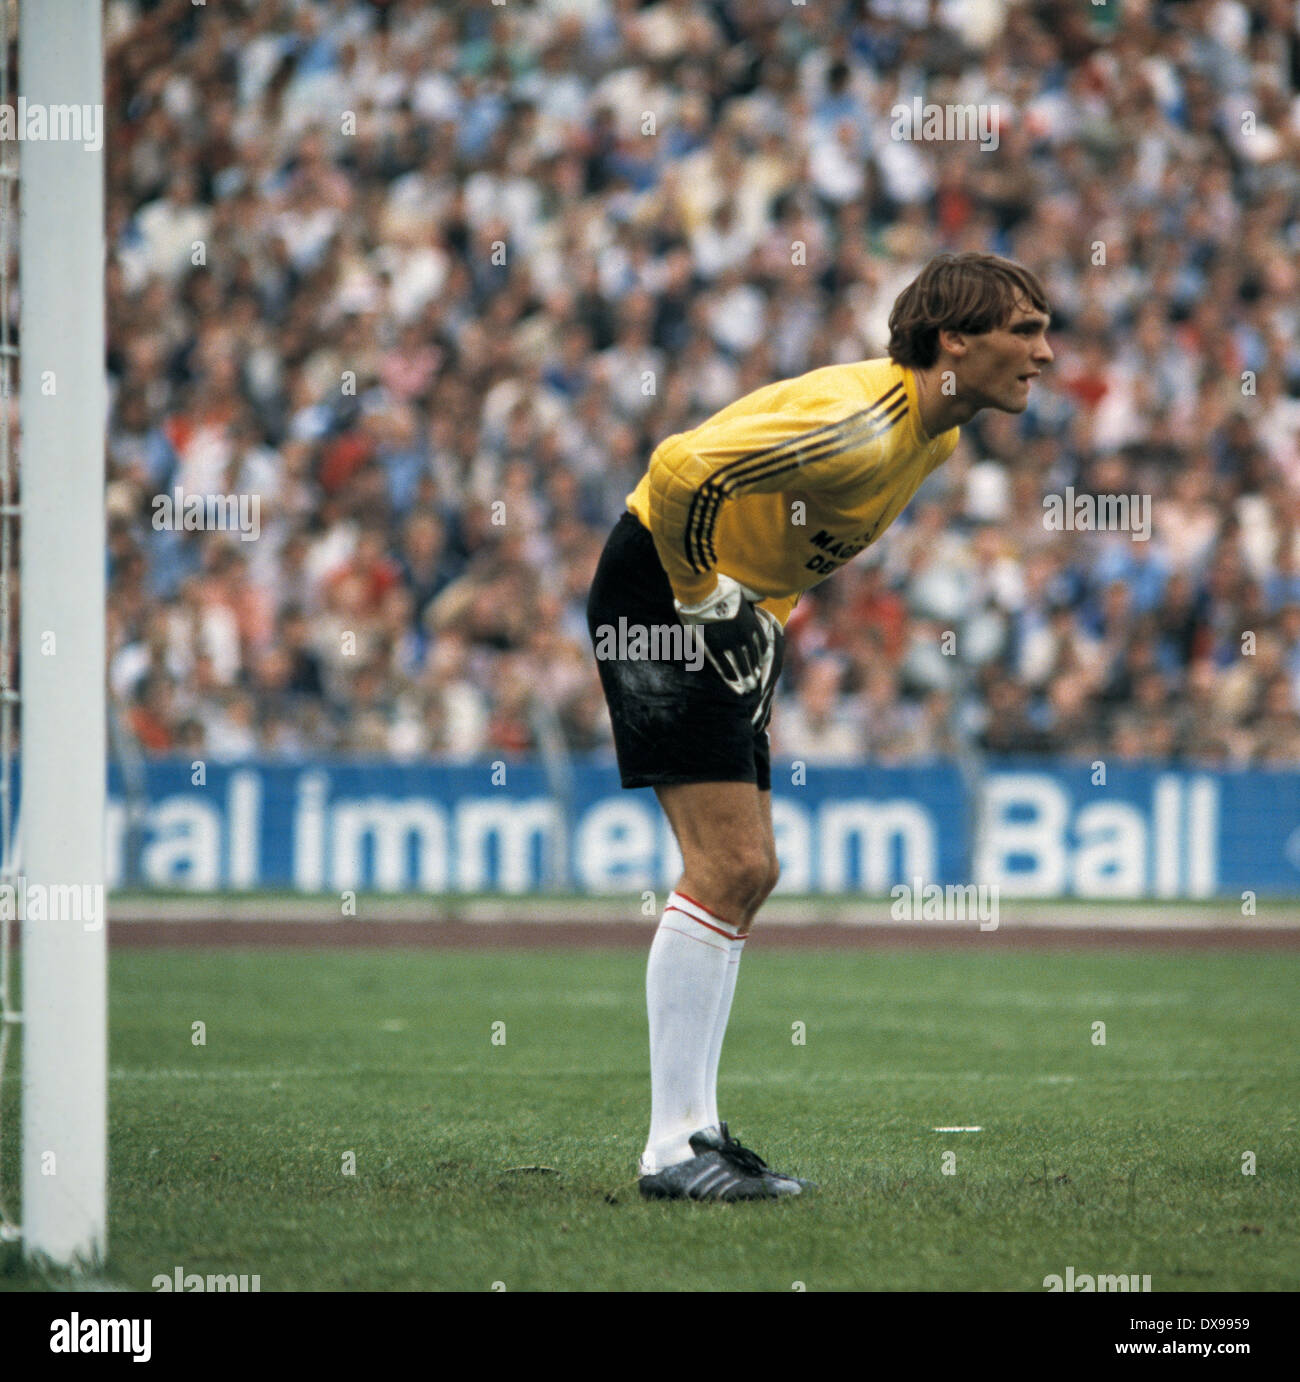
left=665, top=904, right=740, bottom=942
left=674, top=891, right=740, bottom=933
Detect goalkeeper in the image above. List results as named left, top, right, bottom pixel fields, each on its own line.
left=586, top=252, right=1052, bottom=1201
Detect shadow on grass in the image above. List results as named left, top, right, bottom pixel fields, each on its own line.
left=0, top=1240, right=129, bottom=1292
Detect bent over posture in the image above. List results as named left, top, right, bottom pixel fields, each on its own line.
left=587, top=252, right=1052, bottom=1200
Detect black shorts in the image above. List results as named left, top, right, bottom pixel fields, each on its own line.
left=586, top=512, right=783, bottom=791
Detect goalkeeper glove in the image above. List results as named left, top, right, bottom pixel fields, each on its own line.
left=675, top=573, right=780, bottom=697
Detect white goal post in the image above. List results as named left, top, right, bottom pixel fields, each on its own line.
left=2, top=0, right=107, bottom=1269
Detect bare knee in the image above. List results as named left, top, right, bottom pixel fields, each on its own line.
left=655, top=780, right=780, bottom=931
left=740, top=854, right=780, bottom=927
left=689, top=851, right=780, bottom=932
left=682, top=846, right=773, bottom=923
left=760, top=855, right=781, bottom=904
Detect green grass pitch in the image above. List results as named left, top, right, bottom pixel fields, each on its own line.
left=3, top=944, right=1298, bottom=1291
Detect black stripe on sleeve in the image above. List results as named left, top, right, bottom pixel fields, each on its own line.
left=682, top=386, right=907, bottom=572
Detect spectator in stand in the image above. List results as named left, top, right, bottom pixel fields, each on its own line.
left=100, top=0, right=1300, bottom=769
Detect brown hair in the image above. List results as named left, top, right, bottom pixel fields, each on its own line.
left=888, top=253, right=1049, bottom=368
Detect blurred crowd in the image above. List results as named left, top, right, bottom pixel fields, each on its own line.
left=95, top=0, right=1300, bottom=766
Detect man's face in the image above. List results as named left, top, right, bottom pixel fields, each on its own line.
left=941, top=304, right=1053, bottom=413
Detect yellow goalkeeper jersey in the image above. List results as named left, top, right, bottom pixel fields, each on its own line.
left=627, top=358, right=959, bottom=625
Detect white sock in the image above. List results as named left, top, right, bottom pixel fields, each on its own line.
left=704, top=933, right=745, bottom=1129
left=641, top=891, right=743, bottom=1174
